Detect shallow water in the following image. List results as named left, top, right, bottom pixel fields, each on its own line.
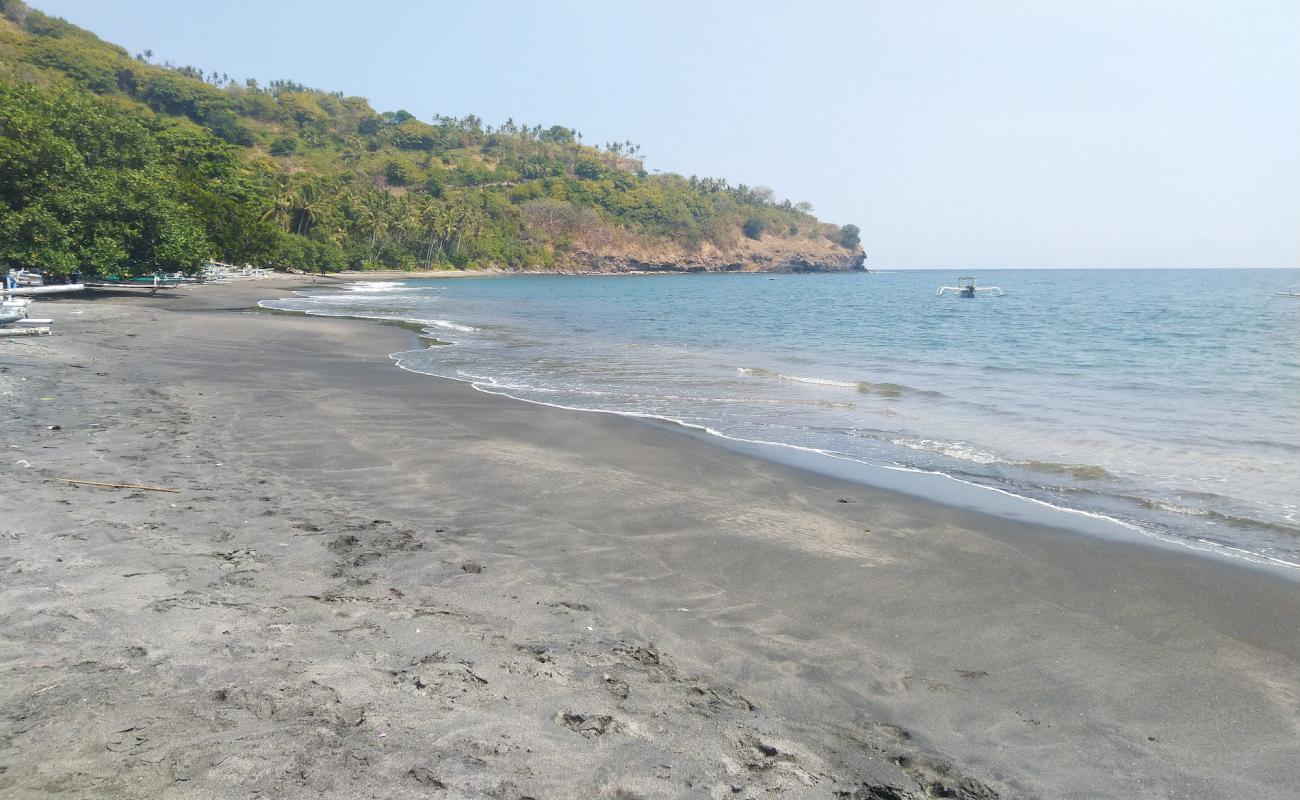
left=264, top=268, right=1300, bottom=569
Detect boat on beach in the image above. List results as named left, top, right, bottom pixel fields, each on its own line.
left=8, top=269, right=45, bottom=287
left=0, top=294, right=51, bottom=335
left=4, top=283, right=87, bottom=296
left=84, top=277, right=180, bottom=295
left=0, top=299, right=28, bottom=326
left=203, top=260, right=275, bottom=282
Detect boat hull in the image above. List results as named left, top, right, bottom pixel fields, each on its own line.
left=0, top=307, right=28, bottom=326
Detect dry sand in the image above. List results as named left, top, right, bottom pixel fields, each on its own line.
left=1, top=280, right=1296, bottom=799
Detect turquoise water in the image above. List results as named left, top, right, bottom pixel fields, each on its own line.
left=265, top=269, right=1300, bottom=569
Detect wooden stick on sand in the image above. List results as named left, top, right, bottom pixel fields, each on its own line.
left=59, top=479, right=180, bottom=493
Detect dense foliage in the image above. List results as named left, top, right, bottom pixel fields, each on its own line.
left=0, top=1, right=860, bottom=277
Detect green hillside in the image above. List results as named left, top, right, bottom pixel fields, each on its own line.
left=0, top=1, right=862, bottom=276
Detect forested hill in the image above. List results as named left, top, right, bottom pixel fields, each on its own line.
left=0, top=1, right=864, bottom=277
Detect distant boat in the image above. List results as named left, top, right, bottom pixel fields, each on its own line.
left=1276, top=285, right=1300, bottom=297
left=937, top=275, right=1004, bottom=298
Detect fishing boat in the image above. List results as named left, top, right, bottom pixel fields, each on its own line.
left=5, top=270, right=84, bottom=296
left=0, top=298, right=29, bottom=326
left=5, top=283, right=86, bottom=296
left=9, top=269, right=44, bottom=287
left=937, top=275, right=1004, bottom=298
left=1276, top=285, right=1300, bottom=297
left=203, top=260, right=274, bottom=282
left=84, top=276, right=179, bottom=295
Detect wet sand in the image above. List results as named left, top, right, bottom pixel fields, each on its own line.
left=1, top=280, right=1296, bottom=799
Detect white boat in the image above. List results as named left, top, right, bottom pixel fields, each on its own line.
left=937, top=275, right=1004, bottom=297
left=4, top=283, right=85, bottom=296
left=203, top=260, right=275, bottom=282
left=10, top=269, right=44, bottom=287
left=1, top=293, right=33, bottom=325
left=1276, top=285, right=1300, bottom=297
left=84, top=278, right=178, bottom=295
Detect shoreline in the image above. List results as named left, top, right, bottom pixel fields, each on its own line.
left=395, top=360, right=1300, bottom=579
left=263, top=279, right=1300, bottom=578
left=3, top=281, right=1298, bottom=798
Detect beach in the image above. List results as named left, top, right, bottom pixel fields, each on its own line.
left=1, top=280, right=1297, bottom=799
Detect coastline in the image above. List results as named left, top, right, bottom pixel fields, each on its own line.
left=2, top=281, right=1297, bottom=798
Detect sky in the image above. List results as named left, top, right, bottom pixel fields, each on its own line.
left=32, top=0, right=1300, bottom=268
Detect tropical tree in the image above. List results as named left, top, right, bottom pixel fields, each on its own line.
left=291, top=177, right=335, bottom=236
left=353, top=185, right=392, bottom=263
left=261, top=178, right=298, bottom=231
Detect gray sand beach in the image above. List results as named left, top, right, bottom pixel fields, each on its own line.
left=1, top=280, right=1296, bottom=799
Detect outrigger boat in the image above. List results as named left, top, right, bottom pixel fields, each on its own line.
left=0, top=298, right=28, bottom=326
left=202, top=260, right=274, bottom=282
left=4, top=271, right=77, bottom=336
left=84, top=275, right=180, bottom=295
left=8, top=269, right=45, bottom=287
left=5, top=283, right=86, bottom=296
left=4, top=270, right=85, bottom=297
left=1, top=292, right=53, bottom=335
left=937, top=275, right=1004, bottom=298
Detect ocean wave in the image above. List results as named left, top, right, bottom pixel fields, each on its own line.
left=895, top=440, right=1113, bottom=480
left=258, top=300, right=476, bottom=336
left=738, top=368, right=944, bottom=399
left=1121, top=496, right=1300, bottom=537
left=1014, top=460, right=1113, bottom=481
left=776, top=373, right=859, bottom=388
left=347, top=281, right=421, bottom=293
left=895, top=438, right=1002, bottom=464
left=422, top=319, right=477, bottom=333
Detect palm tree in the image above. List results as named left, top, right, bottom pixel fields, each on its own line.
left=354, top=187, right=392, bottom=263
left=413, top=196, right=443, bottom=268
left=261, top=179, right=298, bottom=232
left=293, top=178, right=335, bottom=236
left=340, top=136, right=366, bottom=170
left=390, top=196, right=422, bottom=248
left=449, top=195, right=484, bottom=257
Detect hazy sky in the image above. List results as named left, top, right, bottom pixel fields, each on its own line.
left=34, top=1, right=1300, bottom=268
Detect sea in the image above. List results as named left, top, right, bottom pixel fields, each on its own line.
left=262, top=268, right=1300, bottom=571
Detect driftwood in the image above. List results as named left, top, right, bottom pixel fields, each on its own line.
left=59, top=479, right=180, bottom=493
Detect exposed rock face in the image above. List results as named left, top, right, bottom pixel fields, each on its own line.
left=559, top=234, right=866, bottom=274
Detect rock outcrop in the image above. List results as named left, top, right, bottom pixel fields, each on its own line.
left=557, top=233, right=866, bottom=274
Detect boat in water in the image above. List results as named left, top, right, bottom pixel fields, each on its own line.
left=937, top=275, right=1005, bottom=298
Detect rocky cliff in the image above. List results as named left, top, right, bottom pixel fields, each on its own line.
left=547, top=229, right=865, bottom=274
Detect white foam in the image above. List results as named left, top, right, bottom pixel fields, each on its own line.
left=895, top=437, right=1002, bottom=465
left=258, top=299, right=477, bottom=336
left=347, top=281, right=420, bottom=293
left=776, top=373, right=858, bottom=388
left=424, top=319, right=477, bottom=333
